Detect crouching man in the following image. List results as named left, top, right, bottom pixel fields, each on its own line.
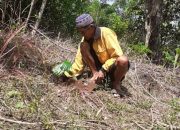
left=63, top=13, right=130, bottom=94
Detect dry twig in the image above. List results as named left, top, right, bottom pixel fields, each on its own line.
left=157, top=121, right=180, bottom=129
left=132, top=121, right=148, bottom=130
left=0, top=116, right=92, bottom=128
left=0, top=23, right=25, bottom=56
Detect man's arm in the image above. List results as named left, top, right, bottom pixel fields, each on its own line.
left=102, top=33, right=123, bottom=71
left=64, top=46, right=85, bottom=78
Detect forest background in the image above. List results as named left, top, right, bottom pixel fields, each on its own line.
left=0, top=0, right=179, bottom=66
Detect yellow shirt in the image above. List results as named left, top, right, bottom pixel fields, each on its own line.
left=64, top=27, right=123, bottom=77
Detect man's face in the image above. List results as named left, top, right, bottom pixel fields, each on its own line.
left=77, top=25, right=94, bottom=40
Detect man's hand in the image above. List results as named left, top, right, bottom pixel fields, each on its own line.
left=90, top=70, right=105, bottom=84
left=60, top=73, right=69, bottom=82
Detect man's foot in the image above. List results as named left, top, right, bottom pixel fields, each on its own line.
left=111, top=89, right=120, bottom=97
left=112, top=85, right=132, bottom=97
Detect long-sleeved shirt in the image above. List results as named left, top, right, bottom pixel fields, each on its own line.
left=64, top=27, right=123, bottom=77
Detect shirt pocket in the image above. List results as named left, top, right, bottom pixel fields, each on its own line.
left=96, top=49, right=109, bottom=63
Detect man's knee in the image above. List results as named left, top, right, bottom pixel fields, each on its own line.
left=116, top=56, right=129, bottom=68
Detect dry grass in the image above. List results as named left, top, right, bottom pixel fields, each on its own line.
left=0, top=32, right=180, bottom=130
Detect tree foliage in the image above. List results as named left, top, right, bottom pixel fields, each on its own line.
left=0, top=0, right=179, bottom=66
left=114, top=0, right=179, bottom=65
left=41, top=0, right=85, bottom=37
left=85, top=0, right=128, bottom=37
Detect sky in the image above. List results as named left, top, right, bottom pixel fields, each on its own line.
left=107, top=0, right=114, bottom=5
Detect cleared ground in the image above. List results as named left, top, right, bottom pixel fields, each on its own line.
left=0, top=34, right=179, bottom=130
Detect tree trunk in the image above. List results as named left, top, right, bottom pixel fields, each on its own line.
left=24, top=0, right=35, bottom=29
left=1, top=0, right=6, bottom=23
left=31, top=0, right=47, bottom=36
left=145, top=0, right=162, bottom=61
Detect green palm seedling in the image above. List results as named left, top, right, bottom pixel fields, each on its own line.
left=52, top=60, right=72, bottom=77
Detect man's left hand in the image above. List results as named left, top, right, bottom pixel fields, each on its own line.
left=90, top=70, right=105, bottom=84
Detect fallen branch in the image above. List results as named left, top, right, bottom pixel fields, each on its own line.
left=0, top=46, right=16, bottom=59
left=0, top=116, right=92, bottom=128
left=96, top=106, right=104, bottom=117
left=0, top=116, right=38, bottom=125
left=0, top=23, right=25, bottom=55
left=83, top=119, right=112, bottom=129
left=132, top=121, right=148, bottom=130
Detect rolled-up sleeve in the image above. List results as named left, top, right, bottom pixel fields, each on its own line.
left=102, top=33, right=123, bottom=71
left=64, top=46, right=85, bottom=77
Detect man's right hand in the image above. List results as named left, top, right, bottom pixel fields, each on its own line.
left=60, top=73, right=69, bottom=82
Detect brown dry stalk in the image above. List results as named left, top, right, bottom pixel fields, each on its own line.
left=0, top=46, right=16, bottom=59
left=0, top=116, right=96, bottom=128
left=0, top=115, right=38, bottom=125
left=132, top=121, right=148, bottom=130
left=0, top=23, right=25, bottom=56
left=157, top=121, right=180, bottom=129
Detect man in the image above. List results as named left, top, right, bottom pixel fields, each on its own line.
left=64, top=13, right=130, bottom=94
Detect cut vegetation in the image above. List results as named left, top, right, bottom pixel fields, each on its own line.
left=0, top=31, right=179, bottom=130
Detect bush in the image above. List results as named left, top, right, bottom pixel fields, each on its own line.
left=129, top=42, right=152, bottom=55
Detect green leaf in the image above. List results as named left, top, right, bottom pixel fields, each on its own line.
left=15, top=102, right=26, bottom=109
left=52, top=60, right=72, bottom=76
left=175, top=48, right=180, bottom=55
left=163, top=51, right=174, bottom=62
left=7, top=90, right=21, bottom=98
left=130, top=43, right=152, bottom=55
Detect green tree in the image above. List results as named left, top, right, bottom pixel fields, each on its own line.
left=41, top=0, right=85, bottom=37
left=114, top=0, right=179, bottom=65
left=85, top=0, right=129, bottom=37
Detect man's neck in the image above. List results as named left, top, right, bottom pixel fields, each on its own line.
left=85, top=27, right=96, bottom=43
